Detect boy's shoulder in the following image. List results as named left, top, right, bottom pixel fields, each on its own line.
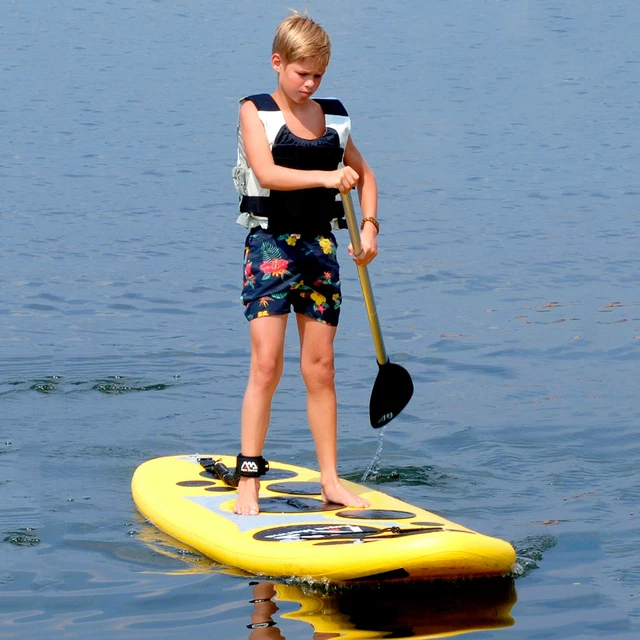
left=241, top=94, right=279, bottom=111
left=313, top=97, right=348, bottom=117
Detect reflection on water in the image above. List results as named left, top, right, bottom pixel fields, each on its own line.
left=261, top=579, right=516, bottom=640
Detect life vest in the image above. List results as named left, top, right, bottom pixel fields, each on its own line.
left=233, top=93, right=351, bottom=235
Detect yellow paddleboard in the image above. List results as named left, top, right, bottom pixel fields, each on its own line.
left=131, top=454, right=516, bottom=584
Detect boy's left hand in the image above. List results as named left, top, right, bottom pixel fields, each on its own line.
left=348, top=225, right=378, bottom=266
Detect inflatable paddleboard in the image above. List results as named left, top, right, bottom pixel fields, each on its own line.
left=131, top=454, right=516, bottom=583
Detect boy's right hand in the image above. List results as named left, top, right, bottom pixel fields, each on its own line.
left=324, top=166, right=359, bottom=192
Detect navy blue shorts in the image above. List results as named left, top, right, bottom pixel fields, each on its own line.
left=241, top=229, right=342, bottom=326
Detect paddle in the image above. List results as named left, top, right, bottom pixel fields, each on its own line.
left=341, top=190, right=414, bottom=428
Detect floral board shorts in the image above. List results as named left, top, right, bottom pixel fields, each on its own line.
left=241, top=228, right=342, bottom=326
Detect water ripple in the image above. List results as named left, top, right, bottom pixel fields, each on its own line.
left=3, top=529, right=41, bottom=548
left=512, top=534, right=559, bottom=578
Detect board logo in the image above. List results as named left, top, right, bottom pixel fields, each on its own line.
left=267, top=525, right=364, bottom=542
left=254, top=523, right=380, bottom=542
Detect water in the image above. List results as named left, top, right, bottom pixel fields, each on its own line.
left=1, top=0, right=639, bottom=637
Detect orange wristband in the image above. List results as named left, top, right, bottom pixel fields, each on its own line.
left=360, top=217, right=379, bottom=234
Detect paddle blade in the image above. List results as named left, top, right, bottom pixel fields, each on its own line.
left=369, top=361, right=414, bottom=428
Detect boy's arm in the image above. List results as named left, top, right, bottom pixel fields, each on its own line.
left=240, top=101, right=358, bottom=192
left=344, top=136, right=379, bottom=266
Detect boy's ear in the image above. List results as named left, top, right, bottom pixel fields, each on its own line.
left=271, top=53, right=283, bottom=73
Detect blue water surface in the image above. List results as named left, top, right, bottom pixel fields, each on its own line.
left=1, top=1, right=639, bottom=638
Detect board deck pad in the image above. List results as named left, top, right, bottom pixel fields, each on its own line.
left=132, top=454, right=516, bottom=583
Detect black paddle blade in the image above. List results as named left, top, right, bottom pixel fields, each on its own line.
left=369, top=361, right=414, bottom=428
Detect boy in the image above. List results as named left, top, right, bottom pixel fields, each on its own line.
left=232, top=11, right=379, bottom=515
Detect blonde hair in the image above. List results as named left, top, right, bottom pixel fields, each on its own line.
left=272, top=10, right=331, bottom=67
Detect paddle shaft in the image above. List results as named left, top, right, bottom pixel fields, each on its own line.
left=341, top=190, right=388, bottom=366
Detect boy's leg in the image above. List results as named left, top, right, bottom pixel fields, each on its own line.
left=234, top=314, right=288, bottom=515
left=296, top=313, right=370, bottom=508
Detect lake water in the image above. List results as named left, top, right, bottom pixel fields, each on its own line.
left=1, top=0, right=639, bottom=638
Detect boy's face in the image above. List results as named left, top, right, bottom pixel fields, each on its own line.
left=272, top=54, right=327, bottom=103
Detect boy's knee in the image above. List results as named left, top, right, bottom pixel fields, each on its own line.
left=251, top=357, right=282, bottom=391
left=301, top=356, right=335, bottom=387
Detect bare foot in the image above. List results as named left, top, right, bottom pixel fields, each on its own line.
left=321, top=477, right=370, bottom=508
left=234, top=477, right=260, bottom=515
